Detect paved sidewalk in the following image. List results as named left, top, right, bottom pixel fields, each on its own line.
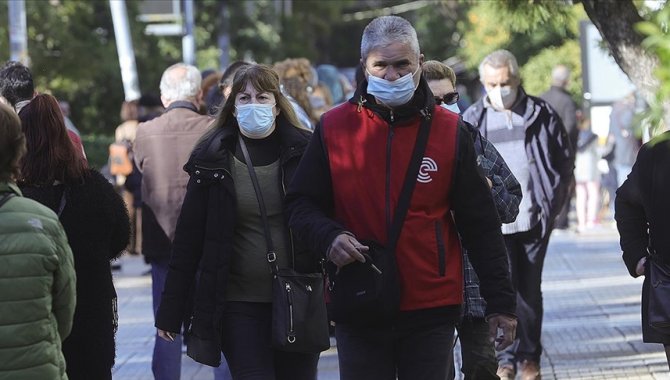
left=112, top=226, right=669, bottom=379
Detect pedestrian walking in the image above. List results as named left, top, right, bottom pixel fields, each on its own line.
left=609, top=92, right=641, bottom=187
left=616, top=130, right=670, bottom=369
left=0, top=102, right=76, bottom=380
left=424, top=60, right=522, bottom=380
left=0, top=61, right=86, bottom=157
left=574, top=119, right=601, bottom=232
left=133, top=63, right=213, bottom=380
left=463, top=49, right=574, bottom=380
left=541, top=65, right=578, bottom=230
left=286, top=16, right=517, bottom=380
left=18, top=94, right=130, bottom=380
left=155, top=64, right=320, bottom=380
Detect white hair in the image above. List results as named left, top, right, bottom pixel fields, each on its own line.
left=159, top=63, right=201, bottom=102
left=478, top=50, right=520, bottom=81
left=551, top=64, right=570, bottom=87
left=360, top=16, right=420, bottom=61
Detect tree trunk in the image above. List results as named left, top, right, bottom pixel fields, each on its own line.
left=580, top=0, right=658, bottom=102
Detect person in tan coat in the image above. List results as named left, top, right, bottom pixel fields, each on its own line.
left=133, top=63, right=213, bottom=380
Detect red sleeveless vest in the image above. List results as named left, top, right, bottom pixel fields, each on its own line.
left=322, top=103, right=464, bottom=310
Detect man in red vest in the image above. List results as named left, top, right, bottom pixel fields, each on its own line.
left=286, top=15, right=517, bottom=380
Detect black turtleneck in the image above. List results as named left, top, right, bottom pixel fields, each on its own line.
left=234, top=128, right=281, bottom=166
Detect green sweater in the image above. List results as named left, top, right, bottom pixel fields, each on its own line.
left=0, top=182, right=76, bottom=380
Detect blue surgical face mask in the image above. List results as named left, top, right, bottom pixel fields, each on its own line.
left=235, top=103, right=276, bottom=139
left=366, top=66, right=420, bottom=107
left=440, top=102, right=461, bottom=114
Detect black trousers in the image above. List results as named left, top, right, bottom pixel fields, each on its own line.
left=335, top=308, right=457, bottom=380
left=220, top=301, right=319, bottom=380
left=497, top=223, right=550, bottom=365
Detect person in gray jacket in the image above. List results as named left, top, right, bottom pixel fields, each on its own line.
left=133, top=63, right=213, bottom=380
left=0, top=102, right=76, bottom=380
left=462, top=50, right=574, bottom=380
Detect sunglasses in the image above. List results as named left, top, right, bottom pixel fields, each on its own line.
left=434, top=91, right=459, bottom=106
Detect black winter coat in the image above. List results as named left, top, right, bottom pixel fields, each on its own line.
left=154, top=119, right=314, bottom=360
left=616, top=131, right=670, bottom=343
left=21, top=169, right=130, bottom=380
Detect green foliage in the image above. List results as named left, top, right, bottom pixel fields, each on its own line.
left=81, top=134, right=114, bottom=170
left=637, top=2, right=670, bottom=133
left=520, top=40, right=582, bottom=106
left=0, top=0, right=590, bottom=137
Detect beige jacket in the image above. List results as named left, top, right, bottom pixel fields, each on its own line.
left=134, top=103, right=212, bottom=242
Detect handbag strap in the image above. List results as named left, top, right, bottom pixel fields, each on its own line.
left=387, top=111, right=433, bottom=252
left=0, top=193, right=15, bottom=209
left=238, top=137, right=280, bottom=274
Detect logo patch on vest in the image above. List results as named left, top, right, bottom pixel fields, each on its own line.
left=418, top=157, right=438, bottom=183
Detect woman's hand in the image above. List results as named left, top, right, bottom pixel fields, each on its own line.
left=636, top=257, right=647, bottom=277
left=158, top=329, right=177, bottom=342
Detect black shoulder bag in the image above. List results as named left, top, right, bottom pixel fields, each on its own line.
left=327, top=111, right=433, bottom=326
left=239, top=137, right=330, bottom=354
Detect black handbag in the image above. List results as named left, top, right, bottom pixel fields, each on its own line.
left=239, top=137, right=330, bottom=354
left=326, top=112, right=433, bottom=326
left=648, top=253, right=670, bottom=334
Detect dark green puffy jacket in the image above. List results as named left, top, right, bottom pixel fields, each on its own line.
left=0, top=182, right=76, bottom=380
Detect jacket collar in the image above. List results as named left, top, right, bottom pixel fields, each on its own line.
left=186, top=116, right=311, bottom=171
left=477, top=87, right=542, bottom=131
left=166, top=100, right=199, bottom=113
left=349, top=75, right=435, bottom=125
left=0, top=181, right=22, bottom=196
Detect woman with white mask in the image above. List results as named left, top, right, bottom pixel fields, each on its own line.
left=155, top=64, right=321, bottom=380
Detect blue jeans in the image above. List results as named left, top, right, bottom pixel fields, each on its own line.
left=151, top=259, right=183, bottom=380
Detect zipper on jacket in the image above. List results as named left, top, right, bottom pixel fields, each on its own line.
left=286, top=283, right=296, bottom=343
left=385, top=125, right=395, bottom=231
left=435, top=221, right=446, bottom=277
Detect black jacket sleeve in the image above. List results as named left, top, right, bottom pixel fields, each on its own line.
left=615, top=145, right=651, bottom=278
left=546, top=109, right=575, bottom=219
left=451, top=121, right=516, bottom=316
left=155, top=175, right=209, bottom=333
left=285, top=123, right=347, bottom=258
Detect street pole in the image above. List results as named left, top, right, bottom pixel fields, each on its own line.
left=109, top=0, right=141, bottom=101
left=182, top=0, right=195, bottom=65
left=7, top=0, right=29, bottom=66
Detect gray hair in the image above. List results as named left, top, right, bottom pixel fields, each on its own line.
left=478, top=50, right=519, bottom=81
left=159, top=63, right=201, bottom=102
left=551, top=64, right=570, bottom=87
left=360, top=16, right=420, bottom=61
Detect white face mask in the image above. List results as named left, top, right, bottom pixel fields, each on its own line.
left=440, top=102, right=461, bottom=114
left=487, top=86, right=517, bottom=110
left=366, top=67, right=420, bottom=107
left=235, top=103, right=276, bottom=139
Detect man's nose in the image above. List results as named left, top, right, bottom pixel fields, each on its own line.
left=384, top=67, right=401, bottom=81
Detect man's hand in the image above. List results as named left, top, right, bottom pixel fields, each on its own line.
left=158, top=329, right=177, bottom=342
left=327, top=233, right=368, bottom=268
left=487, top=314, right=517, bottom=350
left=486, top=177, right=493, bottom=189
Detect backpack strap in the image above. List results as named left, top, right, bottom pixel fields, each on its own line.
left=0, top=193, right=16, bottom=209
